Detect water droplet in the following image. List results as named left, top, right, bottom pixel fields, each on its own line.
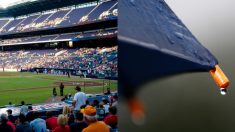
left=174, top=32, right=184, bottom=39
left=167, top=35, right=175, bottom=44
left=130, top=0, right=135, bottom=5
left=220, top=88, right=227, bottom=95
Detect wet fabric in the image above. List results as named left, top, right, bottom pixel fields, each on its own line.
left=118, top=0, right=218, bottom=97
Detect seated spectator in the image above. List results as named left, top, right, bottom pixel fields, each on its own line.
left=104, top=106, right=118, bottom=129
left=91, top=100, right=99, bottom=108
left=6, top=115, right=16, bottom=132
left=68, top=93, right=73, bottom=100
left=111, top=95, right=118, bottom=107
left=16, top=113, right=31, bottom=132
left=30, top=112, right=47, bottom=132
left=53, top=114, right=70, bottom=132
left=61, top=94, right=68, bottom=101
left=102, top=99, right=110, bottom=115
left=69, top=111, right=87, bottom=132
left=104, top=88, right=111, bottom=95
left=20, top=101, right=28, bottom=116
left=0, top=114, right=13, bottom=132
left=7, top=109, right=16, bottom=124
left=26, top=106, right=34, bottom=122
left=46, top=111, right=58, bottom=130
left=6, top=102, right=15, bottom=108
left=62, top=106, right=74, bottom=125
left=82, top=105, right=109, bottom=132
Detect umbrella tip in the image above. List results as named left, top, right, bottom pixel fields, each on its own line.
left=210, top=65, right=230, bottom=95
left=128, top=97, right=146, bottom=125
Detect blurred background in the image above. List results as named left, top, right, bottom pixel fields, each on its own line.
left=119, top=0, right=235, bottom=131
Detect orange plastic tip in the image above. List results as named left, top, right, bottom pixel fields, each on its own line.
left=210, top=65, right=229, bottom=88
left=128, top=97, right=145, bottom=125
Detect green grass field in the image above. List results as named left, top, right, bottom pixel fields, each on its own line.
left=0, top=72, right=117, bottom=106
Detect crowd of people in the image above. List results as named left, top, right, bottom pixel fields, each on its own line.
left=0, top=85, right=118, bottom=132
left=0, top=46, right=117, bottom=78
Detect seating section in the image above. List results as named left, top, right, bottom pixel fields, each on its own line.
left=0, top=46, right=118, bottom=78
left=1, top=29, right=117, bottom=45
left=0, top=0, right=118, bottom=34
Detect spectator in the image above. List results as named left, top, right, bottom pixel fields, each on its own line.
left=92, top=100, right=99, bottom=108
left=6, top=102, right=15, bottom=108
left=30, top=112, right=47, bottom=132
left=82, top=105, right=109, bottom=132
left=111, top=95, right=118, bottom=107
left=62, top=106, right=74, bottom=125
left=26, top=106, right=34, bottom=122
left=7, top=109, right=16, bottom=124
left=102, top=99, right=110, bottom=114
left=0, top=114, right=13, bottom=132
left=16, top=113, right=32, bottom=132
left=69, top=111, right=87, bottom=132
left=46, top=111, right=58, bottom=130
left=104, top=106, right=118, bottom=129
left=20, top=101, right=28, bottom=116
left=61, top=94, right=68, bottom=101
left=104, top=87, right=111, bottom=95
left=72, top=86, right=87, bottom=111
left=6, top=115, right=16, bottom=132
left=53, top=114, right=70, bottom=132
left=59, top=83, right=64, bottom=96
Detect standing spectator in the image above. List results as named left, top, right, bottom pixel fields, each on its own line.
left=53, top=114, right=70, bottom=132
left=30, top=112, right=47, bottom=132
left=7, top=109, right=16, bottom=124
left=46, top=111, right=58, bottom=130
left=16, top=114, right=32, bottom=132
left=72, top=86, right=87, bottom=111
left=82, top=106, right=109, bottom=132
left=70, top=111, right=87, bottom=132
left=59, top=83, right=64, bottom=96
left=20, top=101, right=28, bottom=116
left=0, top=114, right=13, bottom=132
left=104, top=106, right=118, bottom=129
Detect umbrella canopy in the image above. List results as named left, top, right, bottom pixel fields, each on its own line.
left=118, top=0, right=219, bottom=98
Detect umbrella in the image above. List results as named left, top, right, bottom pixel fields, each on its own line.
left=118, top=0, right=230, bottom=124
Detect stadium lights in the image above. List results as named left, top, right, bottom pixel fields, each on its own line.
left=0, top=0, right=37, bottom=9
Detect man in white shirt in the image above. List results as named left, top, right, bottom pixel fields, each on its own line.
left=72, top=86, right=87, bottom=111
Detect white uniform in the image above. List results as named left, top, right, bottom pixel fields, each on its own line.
left=73, top=92, right=87, bottom=110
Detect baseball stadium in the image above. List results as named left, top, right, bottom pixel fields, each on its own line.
left=0, top=0, right=117, bottom=131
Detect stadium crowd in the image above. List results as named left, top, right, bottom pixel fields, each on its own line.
left=0, top=86, right=118, bottom=132
left=0, top=46, right=117, bottom=78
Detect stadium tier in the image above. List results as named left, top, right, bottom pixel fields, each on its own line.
left=0, top=0, right=117, bottom=34
left=1, top=28, right=117, bottom=45
left=0, top=46, right=118, bottom=78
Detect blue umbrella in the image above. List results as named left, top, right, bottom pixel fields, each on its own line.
left=118, top=0, right=230, bottom=124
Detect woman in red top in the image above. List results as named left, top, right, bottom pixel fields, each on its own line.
left=53, top=114, right=70, bottom=132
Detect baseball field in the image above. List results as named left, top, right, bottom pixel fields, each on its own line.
left=0, top=72, right=117, bottom=106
